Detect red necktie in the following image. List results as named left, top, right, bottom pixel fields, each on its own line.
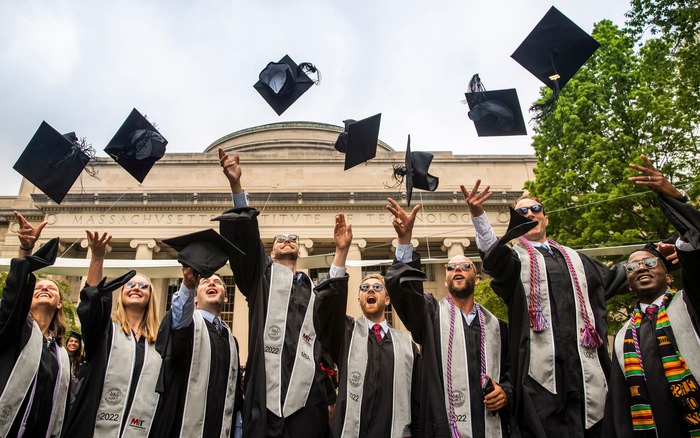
left=372, top=324, right=383, bottom=343
left=645, top=304, right=658, bottom=320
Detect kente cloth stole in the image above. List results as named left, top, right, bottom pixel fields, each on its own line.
left=513, top=241, right=607, bottom=428
left=439, top=297, right=502, bottom=438
left=263, top=263, right=317, bottom=417
left=620, top=290, right=700, bottom=436
left=340, top=315, right=413, bottom=438
left=95, top=322, right=161, bottom=437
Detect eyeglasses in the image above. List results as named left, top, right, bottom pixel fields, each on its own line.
left=515, top=204, right=544, bottom=216
left=274, top=234, right=299, bottom=244
left=125, top=281, right=150, bottom=290
left=446, top=262, right=472, bottom=272
left=360, top=283, right=384, bottom=292
left=624, top=257, right=659, bottom=273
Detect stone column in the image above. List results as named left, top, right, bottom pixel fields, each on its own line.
left=297, top=239, right=314, bottom=275
left=231, top=287, right=249, bottom=363
left=129, top=239, right=165, bottom=316
left=345, top=239, right=366, bottom=319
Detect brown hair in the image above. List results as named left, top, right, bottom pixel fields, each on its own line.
left=112, top=273, right=161, bottom=343
left=32, top=278, right=67, bottom=346
left=514, top=195, right=546, bottom=214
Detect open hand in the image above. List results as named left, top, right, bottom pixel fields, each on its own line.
left=14, top=211, right=47, bottom=251
left=461, top=180, right=492, bottom=217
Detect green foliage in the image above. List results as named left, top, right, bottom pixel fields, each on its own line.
left=474, top=278, right=508, bottom=322
left=0, top=272, right=6, bottom=300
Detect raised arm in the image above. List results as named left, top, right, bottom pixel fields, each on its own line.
left=14, top=211, right=47, bottom=258
left=461, top=180, right=497, bottom=253
left=85, top=230, right=111, bottom=286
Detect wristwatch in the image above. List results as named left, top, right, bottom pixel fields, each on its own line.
left=678, top=189, right=689, bottom=203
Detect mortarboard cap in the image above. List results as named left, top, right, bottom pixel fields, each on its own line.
left=254, top=55, right=320, bottom=116
left=68, top=331, right=82, bottom=341
left=334, top=113, right=381, bottom=170
left=629, top=242, right=675, bottom=272
left=104, top=108, right=167, bottom=183
left=162, top=228, right=243, bottom=278
left=511, top=7, right=600, bottom=115
left=464, top=75, right=527, bottom=137
left=392, top=136, right=439, bottom=207
left=498, top=207, right=538, bottom=245
left=13, top=122, right=91, bottom=204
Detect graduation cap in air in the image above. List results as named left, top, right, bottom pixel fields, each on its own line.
left=511, top=6, right=600, bottom=117
left=498, top=207, right=539, bottom=245
left=391, top=136, right=439, bottom=206
left=254, top=55, right=320, bottom=116
left=13, top=122, right=93, bottom=204
left=334, top=113, right=381, bottom=170
left=104, top=108, right=167, bottom=183
left=162, top=228, right=244, bottom=278
left=464, top=74, right=527, bottom=137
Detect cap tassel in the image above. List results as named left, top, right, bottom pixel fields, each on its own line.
left=462, top=73, right=486, bottom=105
left=385, top=164, right=407, bottom=189
left=298, top=62, right=321, bottom=85
left=580, top=326, right=604, bottom=349
left=529, top=309, right=548, bottom=332
left=529, top=52, right=562, bottom=120
left=53, top=137, right=99, bottom=178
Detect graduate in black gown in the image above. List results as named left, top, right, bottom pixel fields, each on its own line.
left=215, top=148, right=345, bottom=438
left=65, top=331, right=87, bottom=406
left=151, top=229, right=243, bottom=438
left=384, top=198, right=515, bottom=438
left=0, top=213, right=69, bottom=438
left=314, top=213, right=421, bottom=437
left=462, top=180, right=629, bottom=438
left=603, top=156, right=700, bottom=437
left=63, top=231, right=160, bottom=438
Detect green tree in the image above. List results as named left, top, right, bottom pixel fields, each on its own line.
left=474, top=278, right=508, bottom=322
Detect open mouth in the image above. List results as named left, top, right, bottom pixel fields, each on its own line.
left=366, top=296, right=377, bottom=305
left=205, top=288, right=218, bottom=296
left=637, top=274, right=653, bottom=282
left=453, top=275, right=465, bottom=281
left=127, top=291, right=143, bottom=299
left=35, top=292, right=52, bottom=299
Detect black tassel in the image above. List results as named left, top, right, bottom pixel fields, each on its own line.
left=384, top=164, right=407, bottom=189
left=298, top=62, right=321, bottom=85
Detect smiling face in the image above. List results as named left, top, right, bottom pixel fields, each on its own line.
left=120, top=275, right=152, bottom=311
left=515, top=197, right=549, bottom=243
left=270, top=234, right=300, bottom=262
left=30, top=279, right=63, bottom=313
left=195, top=274, right=228, bottom=315
left=358, top=275, right=389, bottom=321
left=444, top=255, right=478, bottom=299
left=66, top=336, right=80, bottom=353
left=626, top=250, right=668, bottom=303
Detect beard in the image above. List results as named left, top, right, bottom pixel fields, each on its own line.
left=448, top=276, right=476, bottom=299
left=274, top=250, right=299, bottom=262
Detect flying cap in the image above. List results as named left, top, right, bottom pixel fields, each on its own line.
left=392, top=136, right=439, bottom=206
left=104, top=108, right=167, bottom=183
left=254, top=55, right=320, bottom=116
left=464, top=74, right=527, bottom=136
left=498, top=207, right=539, bottom=245
left=334, top=113, right=381, bottom=170
left=162, top=228, right=243, bottom=278
left=13, top=122, right=91, bottom=204
left=511, top=6, right=600, bottom=115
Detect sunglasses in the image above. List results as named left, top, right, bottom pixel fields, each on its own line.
left=624, top=257, right=659, bottom=273
left=515, top=204, right=544, bottom=216
left=446, top=262, right=472, bottom=272
left=125, top=281, right=150, bottom=290
left=360, top=283, right=384, bottom=292
left=274, top=234, right=299, bottom=244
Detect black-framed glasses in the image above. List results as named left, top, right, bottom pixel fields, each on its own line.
left=360, top=283, right=384, bottom=292
left=515, top=204, right=544, bottom=216
left=446, top=262, right=472, bottom=272
left=624, top=257, right=659, bottom=273
left=125, top=281, right=150, bottom=290
left=274, top=234, right=299, bottom=244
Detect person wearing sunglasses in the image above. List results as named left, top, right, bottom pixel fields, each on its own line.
left=461, top=178, right=640, bottom=438
left=0, top=214, right=70, bottom=438
left=315, top=220, right=422, bottom=438
left=214, top=149, right=349, bottom=438
left=62, top=230, right=161, bottom=438
left=384, top=197, right=514, bottom=437
left=604, top=156, right=700, bottom=438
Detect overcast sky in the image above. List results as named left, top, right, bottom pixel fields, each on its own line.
left=0, top=0, right=632, bottom=196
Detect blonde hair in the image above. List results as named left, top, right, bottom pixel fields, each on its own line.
left=112, top=273, right=160, bottom=343
left=32, top=278, right=67, bottom=346
left=360, top=273, right=386, bottom=289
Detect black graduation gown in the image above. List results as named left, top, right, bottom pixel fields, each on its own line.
left=480, top=238, right=627, bottom=438
left=0, top=257, right=63, bottom=438
left=384, top=252, right=516, bottom=438
left=61, top=273, right=148, bottom=438
left=603, top=197, right=700, bottom=438
left=314, top=273, right=422, bottom=437
left=218, top=206, right=338, bottom=438
left=150, top=310, right=244, bottom=438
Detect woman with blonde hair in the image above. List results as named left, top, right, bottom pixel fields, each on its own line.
left=0, top=212, right=71, bottom=437
left=62, top=231, right=162, bottom=438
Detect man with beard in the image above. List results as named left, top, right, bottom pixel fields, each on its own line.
left=315, top=213, right=421, bottom=437
left=463, top=179, right=631, bottom=437
left=214, top=149, right=348, bottom=438
left=604, top=157, right=700, bottom=437
left=384, top=197, right=514, bottom=437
